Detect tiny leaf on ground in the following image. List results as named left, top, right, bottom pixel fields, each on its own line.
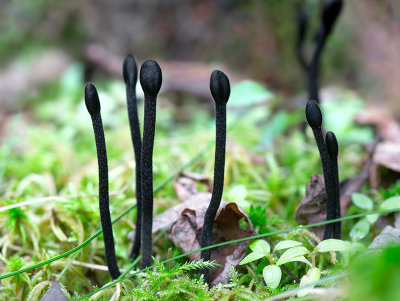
left=262, top=265, right=281, bottom=289
left=317, top=239, right=352, bottom=253
left=350, top=218, right=371, bottom=241
left=352, top=193, right=373, bottom=211
left=274, top=240, right=302, bottom=251
left=239, top=252, right=267, bottom=265
left=249, top=239, right=270, bottom=254
left=276, top=246, right=309, bottom=266
left=297, top=267, right=321, bottom=297
left=380, top=196, right=400, bottom=211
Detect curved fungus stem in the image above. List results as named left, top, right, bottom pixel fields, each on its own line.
left=326, top=131, right=341, bottom=239
left=139, top=60, right=162, bottom=269
left=306, top=0, right=344, bottom=103
left=123, top=55, right=143, bottom=259
left=305, top=100, right=338, bottom=240
left=200, top=70, right=230, bottom=284
left=295, top=3, right=309, bottom=73
left=85, top=82, right=120, bottom=279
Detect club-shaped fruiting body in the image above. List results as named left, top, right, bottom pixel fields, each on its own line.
left=140, top=60, right=162, bottom=268
left=322, top=0, right=344, bottom=35
left=326, top=131, right=341, bottom=238
left=305, top=99, right=322, bottom=129
left=123, top=55, right=143, bottom=259
left=85, top=82, right=120, bottom=279
left=305, top=100, right=341, bottom=239
left=200, top=70, right=230, bottom=284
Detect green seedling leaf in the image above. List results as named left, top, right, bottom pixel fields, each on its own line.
left=297, top=267, right=321, bottom=297
left=229, top=80, right=273, bottom=107
left=263, top=265, right=281, bottom=289
left=288, top=256, right=312, bottom=267
left=366, top=213, right=379, bottom=224
left=316, top=239, right=352, bottom=253
left=350, top=218, right=370, bottom=241
left=352, top=193, right=373, bottom=211
left=249, top=239, right=270, bottom=254
left=274, top=240, right=303, bottom=251
left=239, top=252, right=267, bottom=265
left=276, top=246, right=309, bottom=266
left=380, top=196, right=400, bottom=211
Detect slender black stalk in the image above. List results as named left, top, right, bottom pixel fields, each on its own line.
left=85, top=83, right=120, bottom=279
left=200, top=70, right=230, bottom=284
left=326, top=131, right=341, bottom=239
left=139, top=60, right=162, bottom=269
left=295, top=3, right=309, bottom=73
left=298, top=0, right=343, bottom=103
left=123, top=55, right=143, bottom=259
left=305, top=100, right=335, bottom=239
left=321, top=0, right=344, bottom=36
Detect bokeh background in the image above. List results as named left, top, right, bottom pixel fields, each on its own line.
left=1, top=0, right=400, bottom=116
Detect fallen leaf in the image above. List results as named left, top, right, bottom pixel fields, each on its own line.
left=373, top=142, right=400, bottom=173
left=169, top=199, right=254, bottom=286
left=355, top=110, right=400, bottom=143
left=368, top=225, right=400, bottom=250
left=295, top=175, right=327, bottom=239
left=295, top=171, right=374, bottom=239
left=152, top=173, right=255, bottom=286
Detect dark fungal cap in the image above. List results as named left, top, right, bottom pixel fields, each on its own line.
left=326, top=131, right=339, bottom=158
left=140, top=60, right=162, bottom=97
left=85, top=82, right=101, bottom=115
left=210, top=70, right=230, bottom=105
left=322, top=0, right=343, bottom=34
left=305, top=100, right=322, bottom=128
left=123, top=55, right=138, bottom=87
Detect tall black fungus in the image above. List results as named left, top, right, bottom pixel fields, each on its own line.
left=85, top=82, right=120, bottom=279
left=326, top=131, right=341, bottom=238
left=200, top=70, right=230, bottom=284
left=139, top=60, right=162, bottom=268
left=123, top=55, right=143, bottom=259
left=296, top=0, right=343, bottom=103
left=305, top=100, right=341, bottom=239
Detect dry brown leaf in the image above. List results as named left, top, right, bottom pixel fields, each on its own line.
left=355, top=110, right=400, bottom=143
left=373, top=142, right=400, bottom=173
left=295, top=175, right=327, bottom=239
left=151, top=173, right=254, bottom=286
left=296, top=170, right=373, bottom=239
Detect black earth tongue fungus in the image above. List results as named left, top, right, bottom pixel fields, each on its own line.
left=305, top=100, right=336, bottom=239
left=85, top=82, right=120, bottom=279
left=326, top=131, right=341, bottom=239
left=306, top=0, right=344, bottom=103
left=295, top=3, right=309, bottom=73
left=139, top=60, right=162, bottom=269
left=123, top=55, right=143, bottom=260
left=322, top=0, right=344, bottom=36
left=200, top=70, right=230, bottom=284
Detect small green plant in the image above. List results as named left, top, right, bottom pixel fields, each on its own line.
left=239, top=238, right=351, bottom=296
left=350, top=193, right=400, bottom=241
